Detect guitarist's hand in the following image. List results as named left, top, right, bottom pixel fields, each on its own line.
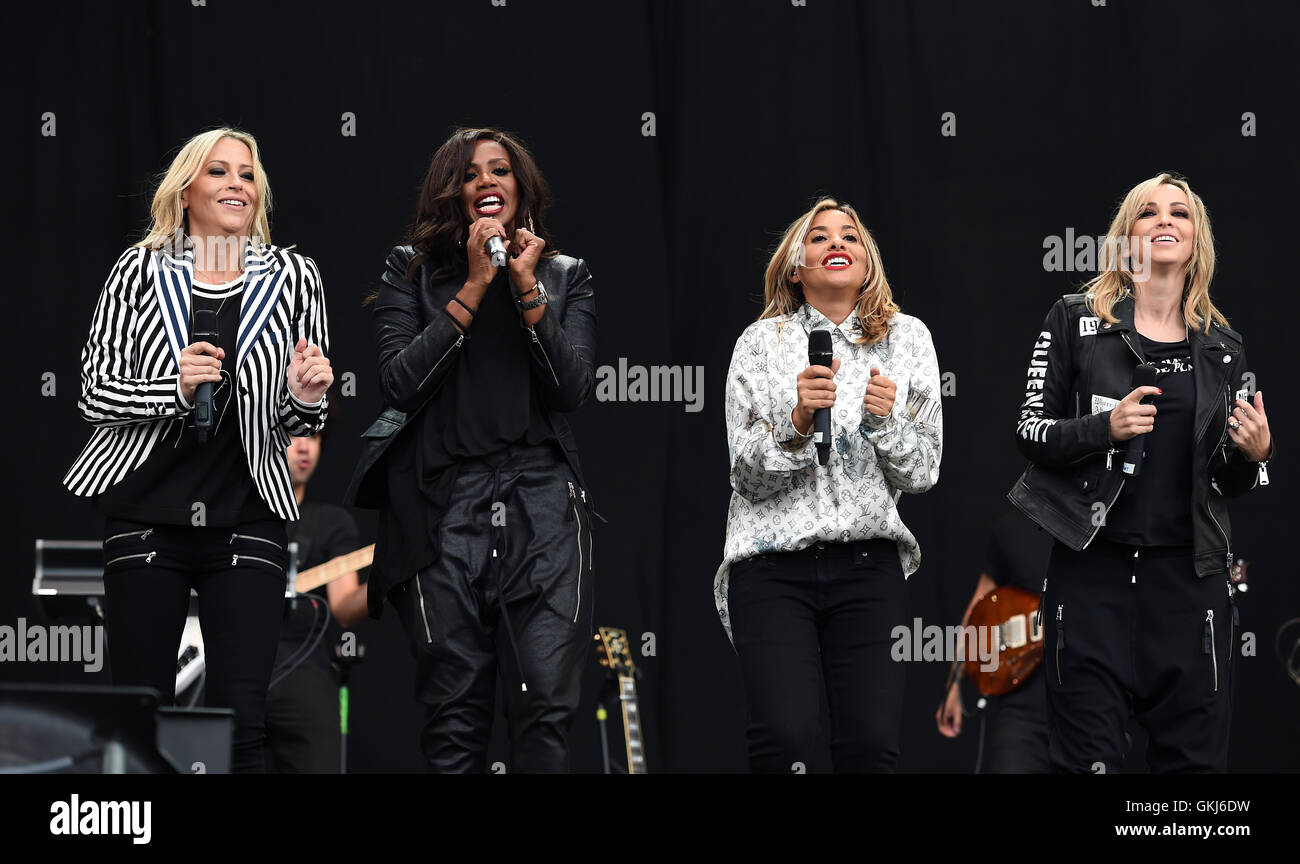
left=936, top=683, right=963, bottom=738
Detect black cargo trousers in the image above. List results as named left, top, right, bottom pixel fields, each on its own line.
left=1043, top=539, right=1236, bottom=773
left=390, top=443, right=595, bottom=773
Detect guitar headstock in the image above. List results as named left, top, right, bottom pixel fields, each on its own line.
left=1230, top=557, right=1250, bottom=594
left=594, top=627, right=636, bottom=677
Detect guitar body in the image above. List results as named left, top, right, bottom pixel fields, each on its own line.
left=175, top=614, right=205, bottom=697
left=965, top=584, right=1043, bottom=696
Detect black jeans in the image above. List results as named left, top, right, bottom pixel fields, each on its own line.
left=265, top=660, right=341, bottom=773
left=101, top=517, right=288, bottom=773
left=1043, top=539, right=1235, bottom=773
left=981, top=669, right=1050, bottom=773
left=728, top=539, right=906, bottom=773
left=391, top=444, right=593, bottom=773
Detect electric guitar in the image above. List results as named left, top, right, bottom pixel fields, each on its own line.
left=295, top=544, right=374, bottom=594
left=1230, top=556, right=1250, bottom=595
left=593, top=627, right=646, bottom=774
left=175, top=544, right=375, bottom=696
left=964, top=583, right=1043, bottom=696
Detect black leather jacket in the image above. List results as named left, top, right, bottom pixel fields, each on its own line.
left=346, top=245, right=597, bottom=612
left=1008, top=292, right=1271, bottom=578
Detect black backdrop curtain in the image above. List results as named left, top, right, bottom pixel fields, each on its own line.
left=3, top=0, right=1297, bottom=772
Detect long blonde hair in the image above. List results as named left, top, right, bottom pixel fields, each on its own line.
left=1084, top=173, right=1225, bottom=333
left=761, top=198, right=898, bottom=345
left=135, top=128, right=273, bottom=252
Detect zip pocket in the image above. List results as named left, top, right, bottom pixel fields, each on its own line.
left=106, top=528, right=153, bottom=545
left=229, top=533, right=283, bottom=551
left=414, top=576, right=433, bottom=643
left=1227, top=581, right=1238, bottom=676
left=1055, top=603, right=1065, bottom=686
left=568, top=482, right=585, bottom=623
left=106, top=551, right=156, bottom=568
left=230, top=553, right=284, bottom=573
left=1203, top=609, right=1218, bottom=693
left=579, top=487, right=594, bottom=571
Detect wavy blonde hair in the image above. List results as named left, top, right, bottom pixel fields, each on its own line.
left=135, top=128, right=272, bottom=252
left=1084, top=173, right=1225, bottom=333
left=761, top=198, right=898, bottom=345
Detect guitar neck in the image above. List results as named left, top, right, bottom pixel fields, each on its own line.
left=295, top=544, right=375, bottom=594
left=618, top=674, right=646, bottom=775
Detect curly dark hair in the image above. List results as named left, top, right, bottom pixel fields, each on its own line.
left=404, top=127, right=557, bottom=283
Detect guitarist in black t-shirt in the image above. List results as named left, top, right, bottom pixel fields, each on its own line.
left=264, top=430, right=369, bottom=772
left=936, top=509, right=1053, bottom=773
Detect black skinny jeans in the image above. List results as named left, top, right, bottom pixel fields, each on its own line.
left=102, top=517, right=288, bottom=773
left=728, top=538, right=906, bottom=773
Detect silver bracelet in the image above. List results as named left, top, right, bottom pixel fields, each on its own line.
left=516, top=280, right=549, bottom=310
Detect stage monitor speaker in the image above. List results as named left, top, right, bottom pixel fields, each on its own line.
left=156, top=707, right=233, bottom=774
left=0, top=683, right=180, bottom=774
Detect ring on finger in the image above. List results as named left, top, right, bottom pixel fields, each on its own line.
left=1228, top=419, right=1242, bottom=431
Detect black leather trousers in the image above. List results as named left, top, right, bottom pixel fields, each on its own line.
left=391, top=443, right=594, bottom=773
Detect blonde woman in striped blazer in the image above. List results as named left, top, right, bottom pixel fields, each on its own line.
left=63, top=129, right=333, bottom=772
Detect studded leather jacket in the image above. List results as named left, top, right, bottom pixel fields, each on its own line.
left=1008, top=292, right=1272, bottom=578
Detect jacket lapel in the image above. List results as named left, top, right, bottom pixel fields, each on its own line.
left=1190, top=327, right=1232, bottom=446
left=237, top=242, right=288, bottom=372
left=153, top=246, right=194, bottom=370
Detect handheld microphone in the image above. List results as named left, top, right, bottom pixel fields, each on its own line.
left=1121, top=363, right=1160, bottom=476
left=486, top=234, right=508, bottom=268
left=192, top=309, right=218, bottom=443
left=808, top=329, right=833, bottom=466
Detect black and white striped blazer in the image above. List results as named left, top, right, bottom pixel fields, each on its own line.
left=63, top=242, right=330, bottom=520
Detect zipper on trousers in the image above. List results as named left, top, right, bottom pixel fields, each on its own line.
left=414, top=575, right=432, bottom=644
left=1228, top=581, right=1239, bottom=683
left=1055, top=604, right=1065, bottom=685
left=580, top=487, right=593, bottom=570
left=106, top=551, right=156, bottom=567
left=229, top=533, right=283, bottom=551
left=568, top=482, right=584, bottom=624
left=106, top=528, right=153, bottom=544
left=1203, top=609, right=1218, bottom=693
left=230, top=553, right=283, bottom=573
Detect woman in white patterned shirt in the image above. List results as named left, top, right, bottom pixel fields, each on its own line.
left=717, top=198, right=942, bottom=772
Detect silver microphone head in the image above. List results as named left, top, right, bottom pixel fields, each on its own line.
left=487, top=235, right=509, bottom=268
